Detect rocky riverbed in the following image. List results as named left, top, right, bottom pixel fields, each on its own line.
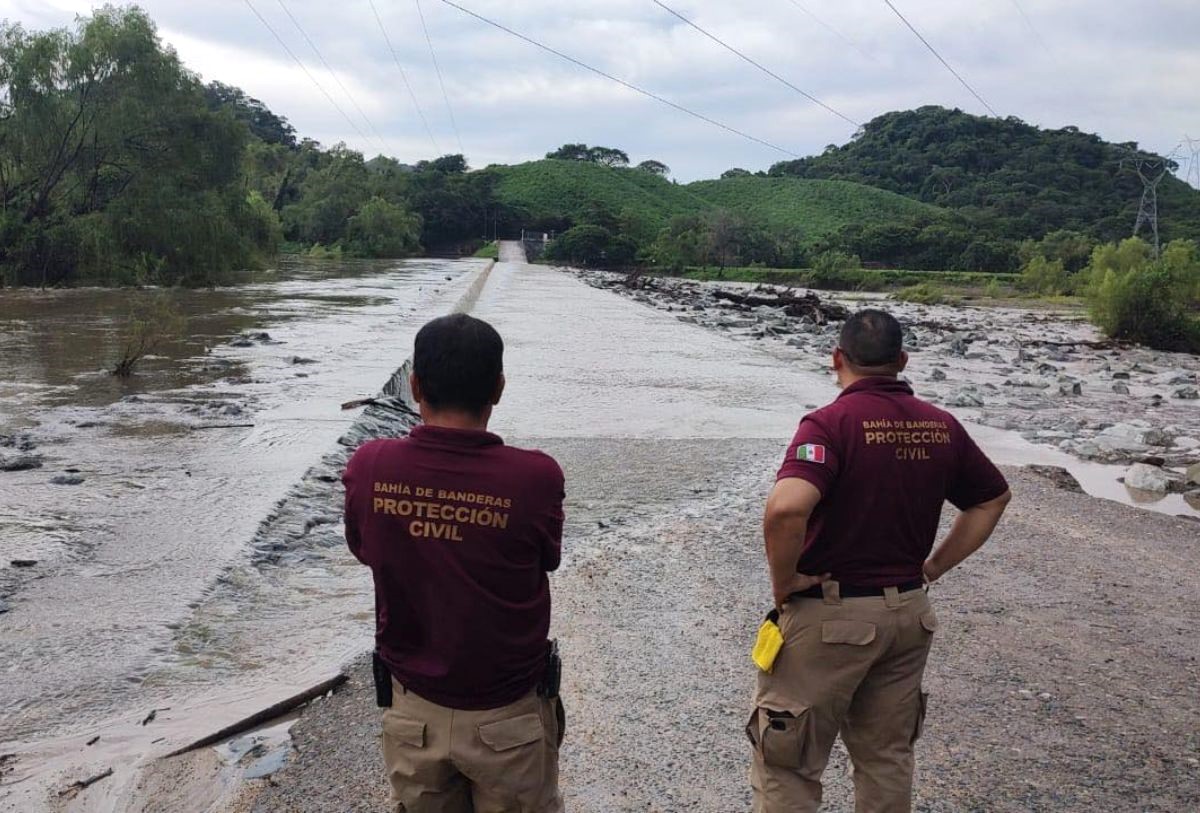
left=574, top=271, right=1200, bottom=508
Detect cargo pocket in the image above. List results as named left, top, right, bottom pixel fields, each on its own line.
left=820, top=619, right=877, bottom=646
left=910, top=691, right=929, bottom=745
left=476, top=712, right=547, bottom=799
left=382, top=713, right=426, bottom=748
left=753, top=706, right=814, bottom=770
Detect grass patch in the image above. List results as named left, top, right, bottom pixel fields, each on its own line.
left=473, top=241, right=499, bottom=259
left=893, top=282, right=950, bottom=305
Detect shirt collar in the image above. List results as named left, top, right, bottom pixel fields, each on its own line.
left=837, top=376, right=914, bottom=400
left=409, top=424, right=504, bottom=448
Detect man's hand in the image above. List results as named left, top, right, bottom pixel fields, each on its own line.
left=773, top=571, right=832, bottom=610
left=922, top=559, right=943, bottom=585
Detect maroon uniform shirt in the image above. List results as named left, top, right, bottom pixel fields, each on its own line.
left=343, top=425, right=564, bottom=710
left=777, top=376, right=1008, bottom=587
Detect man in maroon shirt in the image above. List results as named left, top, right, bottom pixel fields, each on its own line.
left=343, top=313, right=565, bottom=813
left=748, top=309, right=1011, bottom=812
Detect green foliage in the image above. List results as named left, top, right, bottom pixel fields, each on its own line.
left=204, top=81, right=296, bottom=147
left=0, top=6, right=275, bottom=286
left=769, top=105, right=1200, bottom=245
left=544, top=224, right=637, bottom=268
left=343, top=197, right=422, bottom=258
left=1020, top=255, right=1070, bottom=295
left=636, top=159, right=669, bottom=176
left=1083, top=238, right=1200, bottom=351
left=473, top=241, right=499, bottom=259
left=306, top=243, right=343, bottom=260
left=544, top=143, right=629, bottom=167
left=983, top=278, right=1004, bottom=298
left=112, top=293, right=186, bottom=377
left=894, top=282, right=949, bottom=305
left=649, top=210, right=799, bottom=272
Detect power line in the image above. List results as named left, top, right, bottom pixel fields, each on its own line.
left=414, top=0, right=465, bottom=155
left=1007, top=0, right=1052, bottom=57
left=367, top=0, right=441, bottom=155
left=651, top=0, right=859, bottom=128
left=274, top=0, right=386, bottom=149
left=882, top=0, right=999, bottom=118
left=782, top=0, right=879, bottom=65
left=241, top=0, right=374, bottom=145
left=438, top=0, right=800, bottom=158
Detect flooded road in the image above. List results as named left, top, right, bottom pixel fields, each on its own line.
left=0, top=259, right=484, bottom=800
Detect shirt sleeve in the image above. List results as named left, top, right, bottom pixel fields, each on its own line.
left=776, top=415, right=840, bottom=498
left=341, top=443, right=373, bottom=567
left=536, top=460, right=565, bottom=573
left=946, top=420, right=1010, bottom=510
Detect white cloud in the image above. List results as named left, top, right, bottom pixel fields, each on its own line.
left=1, top=0, right=1196, bottom=179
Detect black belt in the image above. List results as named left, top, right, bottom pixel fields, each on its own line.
left=789, top=580, right=924, bottom=600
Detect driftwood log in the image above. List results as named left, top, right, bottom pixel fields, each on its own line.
left=710, top=289, right=849, bottom=322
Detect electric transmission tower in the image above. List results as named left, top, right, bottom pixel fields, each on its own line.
left=1121, top=154, right=1170, bottom=257
left=1183, top=134, right=1200, bottom=191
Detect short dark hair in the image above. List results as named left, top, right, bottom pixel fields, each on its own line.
left=413, top=314, right=504, bottom=413
left=839, top=309, right=903, bottom=368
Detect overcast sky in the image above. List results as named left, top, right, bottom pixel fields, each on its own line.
left=5, top=0, right=1198, bottom=181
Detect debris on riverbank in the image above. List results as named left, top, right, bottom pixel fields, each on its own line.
left=576, top=271, right=1200, bottom=477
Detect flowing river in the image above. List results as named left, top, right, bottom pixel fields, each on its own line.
left=0, top=258, right=484, bottom=801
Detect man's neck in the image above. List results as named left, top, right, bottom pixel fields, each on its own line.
left=419, top=408, right=491, bottom=432
left=837, top=370, right=897, bottom=389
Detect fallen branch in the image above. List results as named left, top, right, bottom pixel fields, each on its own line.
left=710, top=289, right=849, bottom=321
left=191, top=423, right=255, bottom=431
left=58, top=767, right=113, bottom=797
left=161, top=673, right=347, bottom=759
left=1018, top=338, right=1123, bottom=350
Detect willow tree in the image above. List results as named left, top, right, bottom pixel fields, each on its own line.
left=0, top=6, right=276, bottom=286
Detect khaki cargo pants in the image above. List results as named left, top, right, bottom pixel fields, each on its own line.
left=748, top=581, right=937, bottom=813
left=382, top=678, right=565, bottom=813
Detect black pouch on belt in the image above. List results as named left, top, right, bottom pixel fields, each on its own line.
left=537, top=639, right=561, bottom=699
left=372, top=650, right=393, bottom=708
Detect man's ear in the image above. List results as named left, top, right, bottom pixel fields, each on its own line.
left=409, top=372, right=423, bottom=404
left=832, top=348, right=845, bottom=373
left=897, top=351, right=909, bottom=374
left=491, top=373, right=506, bottom=406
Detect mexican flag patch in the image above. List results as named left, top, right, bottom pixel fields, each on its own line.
left=796, top=444, right=826, bottom=463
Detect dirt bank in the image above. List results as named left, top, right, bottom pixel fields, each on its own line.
left=234, top=448, right=1200, bottom=813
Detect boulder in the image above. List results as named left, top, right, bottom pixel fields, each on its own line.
left=50, top=474, right=85, bottom=486
left=930, top=368, right=947, bottom=382
left=1124, top=462, right=1171, bottom=493
left=945, top=389, right=984, bottom=408
left=1097, top=422, right=1171, bottom=449
left=0, top=454, right=43, bottom=472
left=1173, top=386, right=1199, bottom=400
left=1187, top=462, right=1200, bottom=486
left=1112, top=383, right=1130, bottom=395
left=1058, top=382, right=1082, bottom=396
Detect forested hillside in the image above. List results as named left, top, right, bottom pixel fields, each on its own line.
left=769, top=106, right=1200, bottom=244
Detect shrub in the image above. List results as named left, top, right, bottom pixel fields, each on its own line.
left=894, top=282, right=948, bottom=305
left=1083, top=238, right=1200, bottom=352
left=112, top=295, right=186, bottom=377
left=1019, top=255, right=1070, bottom=295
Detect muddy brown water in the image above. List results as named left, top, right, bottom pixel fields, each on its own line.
left=0, top=259, right=483, bottom=796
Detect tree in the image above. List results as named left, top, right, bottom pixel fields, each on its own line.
left=1084, top=238, right=1200, bottom=352
left=112, top=294, right=186, bottom=377
left=344, top=197, right=422, bottom=258
left=0, top=8, right=273, bottom=286
left=545, top=143, right=592, bottom=161
left=721, top=168, right=752, bottom=179
left=417, top=154, right=468, bottom=174
left=545, top=224, right=635, bottom=267
left=588, top=146, right=629, bottom=168
left=636, top=160, right=669, bottom=176
left=204, top=81, right=296, bottom=147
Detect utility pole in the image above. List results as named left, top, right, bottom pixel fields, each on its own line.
left=1121, top=154, right=1169, bottom=258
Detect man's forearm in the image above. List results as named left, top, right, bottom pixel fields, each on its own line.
left=926, top=492, right=1011, bottom=580
left=765, top=512, right=808, bottom=591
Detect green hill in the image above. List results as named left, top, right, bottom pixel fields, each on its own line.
left=685, top=176, right=943, bottom=244
left=488, top=159, right=947, bottom=246
left=768, top=105, right=1200, bottom=244
left=488, top=159, right=708, bottom=235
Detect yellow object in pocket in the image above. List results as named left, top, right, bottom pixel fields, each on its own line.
left=752, top=609, right=784, bottom=673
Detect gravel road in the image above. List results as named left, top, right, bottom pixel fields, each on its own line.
left=240, top=446, right=1200, bottom=812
